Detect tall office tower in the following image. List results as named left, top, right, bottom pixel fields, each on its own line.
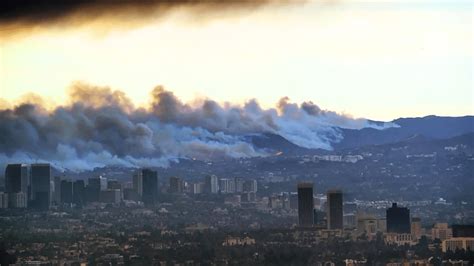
left=142, top=169, right=158, bottom=206
left=5, top=164, right=29, bottom=194
left=99, top=176, right=107, bottom=191
left=31, top=163, right=51, bottom=210
left=219, top=178, right=235, bottom=194
left=192, top=183, right=204, bottom=194
left=73, top=180, right=85, bottom=207
left=87, top=177, right=101, bottom=202
left=432, top=223, right=452, bottom=240
left=297, top=182, right=314, bottom=227
left=60, top=180, right=73, bottom=204
left=205, top=175, right=219, bottom=194
left=386, top=203, right=411, bottom=233
left=452, top=225, right=474, bottom=237
left=235, top=178, right=244, bottom=193
left=5, top=164, right=29, bottom=208
left=243, top=179, right=258, bottom=193
left=327, top=190, right=343, bottom=230
left=411, top=217, right=422, bottom=240
left=133, top=172, right=143, bottom=197
left=53, top=176, right=62, bottom=204
left=169, top=176, right=183, bottom=193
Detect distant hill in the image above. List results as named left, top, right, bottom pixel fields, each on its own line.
left=350, top=132, right=474, bottom=155
left=333, top=115, right=474, bottom=150
left=246, top=133, right=320, bottom=155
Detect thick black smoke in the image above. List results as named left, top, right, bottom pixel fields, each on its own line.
left=0, top=82, right=395, bottom=172
left=0, top=0, right=299, bottom=37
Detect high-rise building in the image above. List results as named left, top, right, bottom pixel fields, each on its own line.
left=169, top=176, right=184, bottom=193
left=30, top=163, right=51, bottom=210
left=0, top=192, right=8, bottom=209
left=192, top=183, right=204, bottom=194
left=99, top=176, right=107, bottom=191
left=327, top=190, right=343, bottom=230
left=243, top=179, right=257, bottom=193
left=235, top=178, right=244, bottom=193
left=297, top=182, right=314, bottom=227
left=432, top=223, right=452, bottom=241
left=386, top=203, right=410, bottom=234
left=5, top=164, right=29, bottom=195
left=73, top=180, right=85, bottom=207
left=411, top=217, right=422, bottom=240
left=142, top=169, right=158, bottom=206
left=344, top=213, right=357, bottom=229
left=133, top=172, right=143, bottom=197
left=452, top=225, right=474, bottom=237
left=5, top=164, right=29, bottom=208
left=205, top=175, right=219, bottom=194
left=290, top=192, right=298, bottom=210
left=219, top=178, right=235, bottom=194
left=87, top=177, right=101, bottom=203
left=60, top=180, right=73, bottom=204
left=53, top=176, right=62, bottom=204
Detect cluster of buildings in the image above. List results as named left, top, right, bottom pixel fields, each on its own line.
left=295, top=182, right=474, bottom=252
left=296, top=182, right=344, bottom=230
left=0, top=163, right=258, bottom=210
left=0, top=164, right=51, bottom=209
left=167, top=174, right=257, bottom=195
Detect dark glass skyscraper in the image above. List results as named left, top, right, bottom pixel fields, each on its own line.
left=30, top=163, right=51, bottom=210
left=327, top=190, right=343, bottom=230
left=73, top=180, right=85, bottom=207
left=60, top=180, right=73, bottom=204
left=169, top=176, right=183, bottom=193
left=297, top=182, right=314, bottom=227
left=386, top=203, right=410, bottom=233
left=142, top=169, right=158, bottom=206
left=452, top=225, right=474, bottom=237
left=5, top=164, right=29, bottom=194
left=87, top=178, right=101, bottom=203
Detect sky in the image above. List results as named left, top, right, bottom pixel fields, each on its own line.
left=0, top=0, right=473, bottom=121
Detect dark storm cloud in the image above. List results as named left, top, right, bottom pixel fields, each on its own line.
left=0, top=82, right=395, bottom=172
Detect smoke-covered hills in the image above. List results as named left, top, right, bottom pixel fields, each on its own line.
left=0, top=82, right=472, bottom=173
left=0, top=82, right=393, bottom=172
left=246, top=116, right=474, bottom=155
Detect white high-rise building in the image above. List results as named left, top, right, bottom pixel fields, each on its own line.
left=219, top=178, right=235, bottom=194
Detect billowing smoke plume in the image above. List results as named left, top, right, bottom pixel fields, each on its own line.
left=0, top=82, right=395, bottom=172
